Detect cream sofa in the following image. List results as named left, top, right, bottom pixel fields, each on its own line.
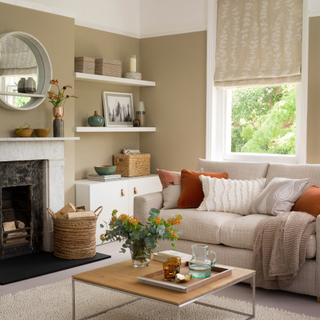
left=134, top=159, right=320, bottom=301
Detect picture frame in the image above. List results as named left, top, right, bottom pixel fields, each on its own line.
left=102, top=91, right=134, bottom=127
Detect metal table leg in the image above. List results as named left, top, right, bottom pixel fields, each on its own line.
left=176, top=306, right=180, bottom=320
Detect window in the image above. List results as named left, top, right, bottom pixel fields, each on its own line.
left=206, top=0, right=308, bottom=164
left=223, top=84, right=299, bottom=163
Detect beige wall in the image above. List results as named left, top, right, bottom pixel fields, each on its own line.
left=140, top=32, right=207, bottom=172
left=74, top=26, right=141, bottom=180
left=0, top=3, right=319, bottom=207
left=0, top=3, right=76, bottom=203
left=307, top=17, right=320, bottom=164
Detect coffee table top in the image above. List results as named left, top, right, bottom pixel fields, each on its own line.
left=72, top=259, right=255, bottom=306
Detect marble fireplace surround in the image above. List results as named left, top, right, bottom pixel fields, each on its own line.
left=0, top=137, right=79, bottom=252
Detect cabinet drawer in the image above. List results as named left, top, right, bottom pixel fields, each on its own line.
left=128, top=176, right=162, bottom=214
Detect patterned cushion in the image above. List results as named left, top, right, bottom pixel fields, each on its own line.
left=198, top=176, right=266, bottom=215
left=252, top=177, right=310, bottom=216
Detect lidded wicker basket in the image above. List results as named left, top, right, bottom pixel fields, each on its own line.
left=47, top=206, right=102, bottom=260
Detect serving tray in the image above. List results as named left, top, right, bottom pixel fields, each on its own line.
left=137, top=264, right=233, bottom=293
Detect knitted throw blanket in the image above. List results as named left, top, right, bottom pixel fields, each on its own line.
left=252, top=211, right=316, bottom=290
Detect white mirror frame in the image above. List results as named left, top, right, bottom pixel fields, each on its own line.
left=0, top=31, right=52, bottom=111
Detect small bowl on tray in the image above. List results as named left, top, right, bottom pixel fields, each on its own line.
left=94, top=165, right=117, bottom=175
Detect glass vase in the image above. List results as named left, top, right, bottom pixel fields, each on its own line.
left=130, top=239, right=151, bottom=268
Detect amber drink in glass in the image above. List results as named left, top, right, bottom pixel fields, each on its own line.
left=163, top=261, right=177, bottom=281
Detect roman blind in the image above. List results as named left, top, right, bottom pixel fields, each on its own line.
left=214, top=0, right=303, bottom=87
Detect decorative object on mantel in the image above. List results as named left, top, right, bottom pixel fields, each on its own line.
left=95, top=59, right=122, bottom=77
left=34, top=128, right=50, bottom=137
left=88, top=110, right=104, bottom=127
left=114, top=153, right=150, bottom=177
left=15, top=122, right=33, bottom=137
left=100, top=208, right=182, bottom=267
left=135, top=101, right=145, bottom=126
left=102, top=91, right=134, bottom=127
left=47, top=203, right=103, bottom=259
left=125, top=54, right=142, bottom=80
left=47, top=79, right=77, bottom=137
left=74, top=56, right=95, bottom=74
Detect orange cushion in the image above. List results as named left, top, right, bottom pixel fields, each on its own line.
left=292, top=185, right=320, bottom=217
left=156, top=168, right=181, bottom=189
left=177, top=169, right=228, bottom=208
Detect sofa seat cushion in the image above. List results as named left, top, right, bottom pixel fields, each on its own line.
left=159, top=208, right=242, bottom=244
left=220, top=213, right=316, bottom=259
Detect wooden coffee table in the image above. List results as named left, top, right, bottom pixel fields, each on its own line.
left=72, top=259, right=256, bottom=320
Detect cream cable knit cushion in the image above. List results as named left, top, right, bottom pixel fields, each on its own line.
left=198, top=176, right=266, bottom=215
left=252, top=177, right=310, bottom=216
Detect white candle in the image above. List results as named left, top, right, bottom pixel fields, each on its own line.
left=130, top=55, right=136, bottom=72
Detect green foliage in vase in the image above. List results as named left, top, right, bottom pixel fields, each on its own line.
left=231, top=85, right=296, bottom=154
left=100, top=208, right=183, bottom=254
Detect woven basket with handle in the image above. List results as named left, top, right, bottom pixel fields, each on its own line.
left=47, top=206, right=103, bottom=260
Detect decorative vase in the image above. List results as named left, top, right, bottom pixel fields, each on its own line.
left=130, top=239, right=151, bottom=268
left=25, top=77, right=36, bottom=94
left=53, top=107, right=64, bottom=137
left=135, top=101, right=145, bottom=127
left=88, top=110, right=104, bottom=127
left=17, top=78, right=26, bottom=93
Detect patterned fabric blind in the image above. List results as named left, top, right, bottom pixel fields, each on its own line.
left=214, top=0, right=303, bottom=87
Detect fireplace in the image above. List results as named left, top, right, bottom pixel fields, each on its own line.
left=0, top=160, right=45, bottom=259
left=0, top=138, right=75, bottom=259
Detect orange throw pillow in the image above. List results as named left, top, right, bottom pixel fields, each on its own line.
left=292, top=185, right=320, bottom=217
left=177, top=169, right=228, bottom=208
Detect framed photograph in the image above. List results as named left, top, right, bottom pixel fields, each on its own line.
left=102, top=91, right=134, bottom=127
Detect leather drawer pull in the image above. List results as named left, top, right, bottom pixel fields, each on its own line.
left=134, top=187, right=138, bottom=195
left=121, top=189, right=125, bottom=196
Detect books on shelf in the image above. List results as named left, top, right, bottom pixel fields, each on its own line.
left=87, top=174, right=121, bottom=182
left=153, top=250, right=192, bottom=263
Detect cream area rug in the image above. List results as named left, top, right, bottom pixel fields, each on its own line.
left=0, top=279, right=319, bottom=320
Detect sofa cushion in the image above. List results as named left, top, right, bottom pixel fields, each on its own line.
left=220, top=214, right=273, bottom=250
left=252, top=177, right=309, bottom=216
left=292, top=185, right=320, bottom=217
left=220, top=213, right=316, bottom=259
left=197, top=159, right=269, bottom=180
left=198, top=176, right=266, bottom=215
left=162, top=185, right=181, bottom=209
left=159, top=208, right=241, bottom=244
left=266, top=163, right=320, bottom=188
left=156, top=168, right=181, bottom=189
left=177, top=169, right=228, bottom=208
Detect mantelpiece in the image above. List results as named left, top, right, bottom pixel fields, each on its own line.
left=0, top=137, right=79, bottom=252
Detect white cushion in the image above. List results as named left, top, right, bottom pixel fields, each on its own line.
left=252, top=177, right=310, bottom=216
left=198, top=176, right=266, bottom=215
left=162, top=185, right=181, bottom=209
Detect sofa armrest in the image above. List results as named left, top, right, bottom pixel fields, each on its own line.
left=134, top=192, right=163, bottom=225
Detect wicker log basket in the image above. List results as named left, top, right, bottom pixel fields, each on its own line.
left=47, top=206, right=103, bottom=260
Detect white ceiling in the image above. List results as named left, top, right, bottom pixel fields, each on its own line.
left=1, top=0, right=319, bottom=38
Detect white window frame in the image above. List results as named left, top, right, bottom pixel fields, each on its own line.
left=206, top=0, right=309, bottom=164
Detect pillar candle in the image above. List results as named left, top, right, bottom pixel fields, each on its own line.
left=130, top=55, right=137, bottom=72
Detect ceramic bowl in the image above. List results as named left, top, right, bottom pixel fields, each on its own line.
left=94, top=165, right=117, bottom=175
left=15, top=129, right=33, bottom=137
left=34, top=128, right=50, bottom=137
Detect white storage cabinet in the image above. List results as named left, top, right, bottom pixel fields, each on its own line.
left=75, top=174, right=162, bottom=245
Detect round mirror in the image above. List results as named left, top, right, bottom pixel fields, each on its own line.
left=0, top=32, right=52, bottom=111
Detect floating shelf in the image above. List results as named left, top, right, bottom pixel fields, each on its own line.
left=74, top=72, right=156, bottom=87
left=0, top=91, right=45, bottom=98
left=74, top=127, right=156, bottom=133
